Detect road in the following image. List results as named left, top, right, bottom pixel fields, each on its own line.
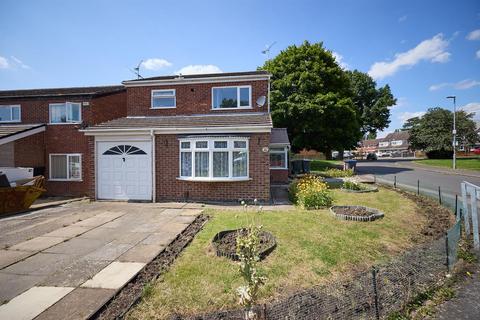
left=356, top=159, right=480, bottom=210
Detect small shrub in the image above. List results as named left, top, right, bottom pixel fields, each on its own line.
left=289, top=175, right=333, bottom=209
left=322, top=168, right=354, bottom=178
left=342, top=180, right=366, bottom=191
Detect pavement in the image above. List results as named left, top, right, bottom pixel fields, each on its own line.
left=356, top=159, right=480, bottom=209
left=0, top=200, right=203, bottom=320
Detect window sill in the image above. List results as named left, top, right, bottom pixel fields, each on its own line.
left=270, top=167, right=288, bottom=170
left=48, top=123, right=81, bottom=126
left=150, top=106, right=176, bottom=109
left=211, top=106, right=252, bottom=110
left=177, top=177, right=251, bottom=182
left=48, top=179, right=83, bottom=182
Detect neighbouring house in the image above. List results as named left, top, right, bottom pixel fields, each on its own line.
left=0, top=71, right=290, bottom=202
left=0, top=86, right=126, bottom=196
left=356, top=139, right=378, bottom=157
left=377, top=131, right=413, bottom=157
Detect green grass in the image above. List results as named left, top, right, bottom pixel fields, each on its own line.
left=310, top=159, right=342, bottom=171
left=128, top=188, right=426, bottom=319
left=415, top=157, right=480, bottom=171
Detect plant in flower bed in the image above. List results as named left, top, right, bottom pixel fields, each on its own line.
left=342, top=180, right=366, bottom=191
left=317, top=168, right=354, bottom=178
left=289, top=174, right=333, bottom=209
left=236, top=201, right=267, bottom=320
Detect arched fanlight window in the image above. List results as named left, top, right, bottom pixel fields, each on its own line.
left=103, top=145, right=147, bottom=155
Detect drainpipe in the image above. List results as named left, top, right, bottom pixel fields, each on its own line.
left=267, top=77, right=271, bottom=114
left=150, top=129, right=156, bottom=203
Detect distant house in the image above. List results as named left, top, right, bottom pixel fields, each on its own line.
left=377, top=131, right=413, bottom=157
left=357, top=139, right=378, bottom=156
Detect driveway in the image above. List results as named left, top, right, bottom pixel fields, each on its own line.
left=0, top=200, right=202, bottom=320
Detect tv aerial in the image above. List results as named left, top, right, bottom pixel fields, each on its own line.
left=129, top=60, right=144, bottom=79
left=261, top=41, right=277, bottom=60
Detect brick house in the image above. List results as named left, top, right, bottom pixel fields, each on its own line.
left=1, top=71, right=290, bottom=202
left=0, top=86, right=126, bottom=196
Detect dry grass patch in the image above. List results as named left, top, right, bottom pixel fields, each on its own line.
left=127, top=187, right=426, bottom=319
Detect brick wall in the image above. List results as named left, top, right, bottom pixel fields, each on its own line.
left=14, top=131, right=45, bottom=168
left=155, top=133, right=271, bottom=202
left=0, top=142, right=14, bottom=166
left=91, top=91, right=127, bottom=125
left=270, top=169, right=289, bottom=184
left=127, top=80, right=268, bottom=117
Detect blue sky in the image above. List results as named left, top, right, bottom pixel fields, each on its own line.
left=0, top=0, right=479, bottom=135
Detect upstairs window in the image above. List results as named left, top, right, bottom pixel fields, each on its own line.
left=379, top=141, right=389, bottom=147
left=391, top=140, right=403, bottom=146
left=49, top=102, right=81, bottom=124
left=152, top=89, right=176, bottom=108
left=0, top=105, right=21, bottom=123
left=212, top=86, right=251, bottom=109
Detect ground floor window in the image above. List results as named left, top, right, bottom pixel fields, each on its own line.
left=179, top=137, right=249, bottom=181
left=270, top=146, right=288, bottom=169
left=49, top=154, right=82, bottom=181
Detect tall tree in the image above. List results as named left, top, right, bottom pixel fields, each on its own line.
left=408, top=107, right=478, bottom=158
left=261, top=41, right=360, bottom=158
left=347, top=70, right=396, bottom=136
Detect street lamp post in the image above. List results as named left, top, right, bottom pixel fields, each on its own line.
left=446, top=96, right=456, bottom=170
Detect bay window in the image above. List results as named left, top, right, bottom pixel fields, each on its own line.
left=212, top=86, right=251, bottom=109
left=179, top=137, right=249, bottom=181
left=49, top=102, right=81, bottom=124
left=270, top=146, right=288, bottom=169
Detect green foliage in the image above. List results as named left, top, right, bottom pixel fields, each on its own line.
left=310, top=160, right=341, bottom=171
left=408, top=107, right=479, bottom=155
left=321, top=168, right=354, bottom=178
left=289, top=175, right=334, bottom=209
left=342, top=180, right=366, bottom=191
left=261, top=41, right=361, bottom=156
left=347, top=70, right=395, bottom=136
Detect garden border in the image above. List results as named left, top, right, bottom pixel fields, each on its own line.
left=330, top=205, right=384, bottom=222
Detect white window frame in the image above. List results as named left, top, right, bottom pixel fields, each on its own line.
left=49, top=153, right=82, bottom=181
left=379, top=141, right=389, bottom=147
left=48, top=102, right=82, bottom=124
left=211, top=85, right=252, bottom=110
left=269, top=146, right=288, bottom=169
left=391, top=140, right=403, bottom=146
left=0, top=105, right=21, bottom=123
left=178, top=137, right=250, bottom=182
left=151, top=89, right=176, bottom=109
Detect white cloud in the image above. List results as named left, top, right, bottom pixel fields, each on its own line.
left=398, top=15, right=407, bottom=22
left=476, top=49, right=480, bottom=59
left=0, top=55, right=9, bottom=69
left=331, top=51, right=349, bottom=70
left=368, top=33, right=450, bottom=80
left=466, top=29, right=480, bottom=41
left=460, top=102, right=480, bottom=119
left=398, top=111, right=426, bottom=124
left=11, top=56, right=30, bottom=69
left=141, top=58, right=172, bottom=71
left=429, top=79, right=480, bottom=91
left=175, top=64, right=222, bottom=75
left=391, top=97, right=408, bottom=109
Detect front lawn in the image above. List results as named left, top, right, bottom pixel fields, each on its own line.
left=415, top=157, right=480, bottom=171
left=128, top=188, right=425, bottom=319
left=310, top=159, right=342, bottom=171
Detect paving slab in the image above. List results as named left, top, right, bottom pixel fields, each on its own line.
left=84, top=243, right=134, bottom=261
left=9, top=236, right=68, bottom=252
left=118, top=244, right=165, bottom=263
left=0, top=250, right=34, bottom=269
left=160, top=222, right=189, bottom=234
left=171, top=215, right=197, bottom=224
left=43, top=237, right=105, bottom=256
left=93, top=211, right=126, bottom=220
left=81, top=261, right=145, bottom=289
left=41, top=259, right=111, bottom=287
left=180, top=208, right=204, bottom=215
left=110, top=232, right=150, bottom=245
left=35, top=287, right=115, bottom=320
left=0, top=286, right=74, bottom=320
left=76, top=227, right=119, bottom=242
left=41, top=225, right=92, bottom=238
left=0, top=273, right=45, bottom=303
left=154, top=202, right=187, bottom=209
left=141, top=232, right=178, bottom=245
left=73, top=216, right=114, bottom=228
left=1, top=253, right=73, bottom=276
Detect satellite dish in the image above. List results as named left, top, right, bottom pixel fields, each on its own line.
left=256, top=95, right=266, bottom=107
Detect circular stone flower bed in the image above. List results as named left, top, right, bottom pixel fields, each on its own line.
left=330, top=205, right=384, bottom=222
left=212, top=229, right=277, bottom=261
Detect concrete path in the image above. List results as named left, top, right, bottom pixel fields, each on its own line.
left=0, top=201, right=202, bottom=320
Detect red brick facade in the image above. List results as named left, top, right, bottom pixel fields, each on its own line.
left=14, top=132, right=45, bottom=168
left=154, top=133, right=271, bottom=202
left=126, top=80, right=268, bottom=116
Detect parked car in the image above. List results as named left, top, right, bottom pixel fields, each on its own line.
left=366, top=153, right=377, bottom=161
left=471, top=148, right=480, bottom=155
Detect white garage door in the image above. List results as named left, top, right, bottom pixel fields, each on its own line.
left=97, top=141, right=152, bottom=201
